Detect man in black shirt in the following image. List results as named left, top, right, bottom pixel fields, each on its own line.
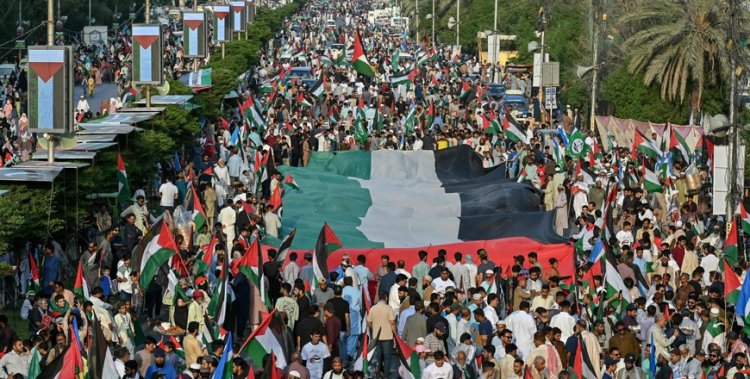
left=294, top=306, right=325, bottom=350
left=294, top=282, right=311, bottom=320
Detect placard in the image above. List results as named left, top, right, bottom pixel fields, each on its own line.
left=132, top=24, right=163, bottom=85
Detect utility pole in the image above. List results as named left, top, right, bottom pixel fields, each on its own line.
left=589, top=0, right=600, bottom=131
left=493, top=0, right=497, bottom=33
left=88, top=0, right=92, bottom=25
left=726, top=0, right=741, bottom=225
left=415, top=0, right=419, bottom=42
left=145, top=0, right=151, bottom=108
left=47, top=0, right=54, bottom=163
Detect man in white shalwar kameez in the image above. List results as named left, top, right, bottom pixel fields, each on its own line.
left=572, top=173, right=589, bottom=218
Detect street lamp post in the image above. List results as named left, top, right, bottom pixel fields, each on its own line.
left=431, top=0, right=435, bottom=45
left=456, top=0, right=459, bottom=47
left=589, top=1, right=600, bottom=131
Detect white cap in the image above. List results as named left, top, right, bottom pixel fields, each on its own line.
left=289, top=371, right=301, bottom=378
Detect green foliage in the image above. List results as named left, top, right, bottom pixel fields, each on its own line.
left=0, top=186, right=65, bottom=251
left=600, top=65, right=689, bottom=123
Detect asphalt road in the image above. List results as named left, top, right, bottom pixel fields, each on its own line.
left=73, top=82, right=119, bottom=115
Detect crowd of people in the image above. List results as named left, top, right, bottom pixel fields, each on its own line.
left=0, top=0, right=745, bottom=377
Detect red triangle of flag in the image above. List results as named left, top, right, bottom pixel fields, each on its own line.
left=30, top=62, right=64, bottom=83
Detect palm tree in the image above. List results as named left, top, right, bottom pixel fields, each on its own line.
left=619, top=0, right=729, bottom=109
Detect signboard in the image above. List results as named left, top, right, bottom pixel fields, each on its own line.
left=544, top=87, right=557, bottom=110
left=542, top=62, right=560, bottom=87
left=487, top=35, right=499, bottom=65
left=27, top=46, right=74, bottom=134
left=532, top=52, right=549, bottom=87
left=230, top=1, right=246, bottom=32
left=212, top=5, right=231, bottom=43
left=246, top=0, right=255, bottom=24
left=183, top=11, right=207, bottom=58
left=131, top=24, right=163, bottom=85
left=15, top=40, right=25, bottom=49
left=82, top=26, right=108, bottom=45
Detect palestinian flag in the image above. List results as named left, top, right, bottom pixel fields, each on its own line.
left=311, top=75, right=326, bottom=98
left=297, top=92, right=312, bottom=108
left=74, top=260, right=89, bottom=300
left=740, top=202, right=750, bottom=234
left=232, top=238, right=271, bottom=308
left=328, top=107, right=338, bottom=126
left=395, top=334, right=420, bottom=379
left=259, top=79, right=276, bottom=93
left=726, top=258, right=742, bottom=304
left=284, top=174, right=300, bottom=190
left=569, top=337, right=598, bottom=379
left=187, top=188, right=207, bottom=232
left=417, top=48, right=436, bottom=66
left=183, top=11, right=207, bottom=58
left=669, top=125, right=692, bottom=163
left=196, top=235, right=217, bottom=276
left=390, top=68, right=415, bottom=86
left=352, top=32, right=375, bottom=77
left=89, top=314, right=119, bottom=379
left=135, top=218, right=179, bottom=290
left=117, top=153, right=132, bottom=206
left=275, top=228, right=297, bottom=263
left=39, top=325, right=84, bottom=378
left=313, top=223, right=343, bottom=284
left=503, top=111, right=528, bottom=144
left=213, top=5, right=231, bottom=42
left=320, top=53, right=333, bottom=67
left=29, top=252, right=40, bottom=292
left=271, top=147, right=568, bottom=249
left=352, top=332, right=376, bottom=375
left=131, top=24, right=162, bottom=84
left=391, top=48, right=400, bottom=71
left=404, top=103, right=416, bottom=136
left=458, top=80, right=472, bottom=99
left=207, top=270, right=229, bottom=325
left=28, top=48, right=72, bottom=133
left=244, top=103, right=267, bottom=133
left=604, top=249, right=633, bottom=309
left=643, top=165, right=663, bottom=193
left=214, top=333, right=234, bottom=379
left=633, top=131, right=661, bottom=160
left=425, top=100, right=435, bottom=130
left=269, top=185, right=282, bottom=212
left=239, top=310, right=288, bottom=369
left=28, top=347, right=41, bottom=379
left=724, top=217, right=740, bottom=266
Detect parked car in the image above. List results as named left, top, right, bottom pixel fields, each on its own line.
left=504, top=90, right=531, bottom=120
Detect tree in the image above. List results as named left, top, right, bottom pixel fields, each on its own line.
left=620, top=0, right=729, bottom=109
left=0, top=187, right=65, bottom=251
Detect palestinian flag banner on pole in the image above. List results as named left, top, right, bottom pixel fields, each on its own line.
left=186, top=188, right=207, bottom=232
left=239, top=310, right=288, bottom=369
left=352, top=32, right=375, bottom=77
left=232, top=238, right=271, bottom=308
left=28, top=252, right=40, bottom=292
left=275, top=228, right=297, bottom=263
left=726, top=258, right=742, bottom=304
left=207, top=260, right=229, bottom=325
left=458, top=80, right=472, bottom=99
left=633, top=131, right=661, bottom=160
left=38, top=342, right=84, bottom=378
left=183, top=11, right=207, bottom=58
left=230, top=1, right=247, bottom=32
left=89, top=314, right=120, bottom=378
left=724, top=217, right=740, bottom=266
left=269, top=185, right=282, bottom=212
left=395, top=334, right=421, bottom=379
left=117, top=153, right=131, bottom=206
left=502, top=111, right=528, bottom=144
left=28, top=46, right=73, bottom=133
left=297, top=92, right=312, bottom=107
left=312, top=223, right=343, bottom=285
left=132, top=24, right=163, bottom=84
left=311, top=75, right=326, bottom=98
left=136, top=217, right=179, bottom=290
left=74, top=260, right=90, bottom=301
left=643, top=165, right=663, bottom=193
left=196, top=235, right=217, bottom=276
left=569, top=336, right=598, bottom=379
left=212, top=5, right=231, bottom=43
left=604, top=249, right=633, bottom=309
left=352, top=332, right=376, bottom=375
left=740, top=202, right=750, bottom=234
left=669, top=125, right=692, bottom=163
left=390, top=68, right=415, bottom=86
left=284, top=174, right=300, bottom=190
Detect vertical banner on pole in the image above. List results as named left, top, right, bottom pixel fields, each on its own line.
left=27, top=46, right=73, bottom=134
left=212, top=5, right=231, bottom=43
left=231, top=1, right=247, bottom=32
left=183, top=11, right=207, bottom=58
left=132, top=24, right=163, bottom=85
left=245, top=0, right=255, bottom=24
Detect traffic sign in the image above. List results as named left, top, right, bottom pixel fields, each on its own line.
left=545, top=87, right=557, bottom=110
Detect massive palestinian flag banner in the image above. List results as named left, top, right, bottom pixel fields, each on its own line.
left=212, top=5, right=231, bottom=43
left=131, top=24, right=163, bottom=85
left=276, top=146, right=565, bottom=248
left=27, top=46, right=73, bottom=133
left=183, top=11, right=207, bottom=58
left=230, top=1, right=247, bottom=32
left=245, top=0, right=255, bottom=24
